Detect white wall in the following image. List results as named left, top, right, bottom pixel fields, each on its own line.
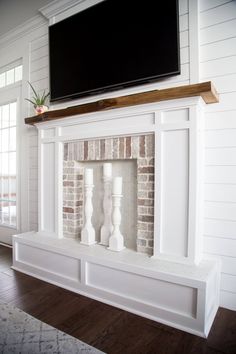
left=0, top=0, right=52, bottom=36
left=0, top=0, right=235, bottom=310
left=199, top=0, right=236, bottom=311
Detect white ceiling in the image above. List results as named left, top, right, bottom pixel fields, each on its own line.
left=0, top=0, right=53, bottom=36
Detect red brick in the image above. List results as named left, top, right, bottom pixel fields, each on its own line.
left=119, top=137, right=125, bottom=158
left=100, top=139, right=105, bottom=159
left=84, top=141, right=88, bottom=160
left=63, top=207, right=74, bottom=213
left=139, top=135, right=145, bottom=157
left=138, top=166, right=154, bottom=174
left=125, top=137, right=131, bottom=158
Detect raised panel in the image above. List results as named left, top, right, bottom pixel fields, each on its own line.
left=162, top=108, right=189, bottom=124
left=41, top=143, right=55, bottom=233
left=61, top=113, right=154, bottom=138
left=86, top=262, right=197, bottom=318
left=161, top=129, right=189, bottom=257
left=16, top=243, right=80, bottom=281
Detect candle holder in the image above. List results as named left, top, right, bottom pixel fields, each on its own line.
left=108, top=193, right=125, bottom=252
left=100, top=176, right=113, bottom=246
left=80, top=183, right=96, bottom=246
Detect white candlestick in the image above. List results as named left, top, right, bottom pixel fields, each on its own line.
left=85, top=168, right=93, bottom=185
left=103, top=163, right=112, bottom=178
left=108, top=193, right=125, bottom=252
left=113, top=176, right=122, bottom=195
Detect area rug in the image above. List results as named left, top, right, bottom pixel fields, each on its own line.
left=0, top=301, right=105, bottom=354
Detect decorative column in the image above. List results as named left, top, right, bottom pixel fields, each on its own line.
left=108, top=177, right=125, bottom=252
left=100, top=163, right=113, bottom=246
left=80, top=169, right=96, bottom=245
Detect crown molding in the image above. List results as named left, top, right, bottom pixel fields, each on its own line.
left=39, top=0, right=104, bottom=25
left=0, top=15, right=47, bottom=48
left=39, top=0, right=83, bottom=19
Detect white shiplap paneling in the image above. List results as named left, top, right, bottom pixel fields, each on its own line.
left=200, top=0, right=236, bottom=310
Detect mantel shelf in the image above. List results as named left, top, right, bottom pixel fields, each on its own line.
left=25, top=81, right=219, bottom=126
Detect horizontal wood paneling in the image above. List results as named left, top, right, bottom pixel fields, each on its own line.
left=220, top=290, right=236, bottom=310
left=31, top=45, right=48, bottom=61
left=205, top=166, right=236, bottom=184
left=200, top=37, right=236, bottom=62
left=179, top=0, right=188, bottom=15
left=206, top=74, right=236, bottom=94
left=200, top=1, right=236, bottom=28
left=31, top=34, right=48, bottom=51
left=204, top=201, right=236, bottom=221
left=201, top=56, right=236, bottom=79
left=219, top=255, right=236, bottom=275
left=30, top=66, right=48, bottom=83
left=200, top=18, right=236, bottom=45
left=31, top=56, right=49, bottom=73
left=205, top=147, right=236, bottom=164
left=205, top=129, right=236, bottom=148
left=199, top=0, right=233, bottom=12
left=221, top=274, right=236, bottom=293
left=179, top=13, right=189, bottom=31
left=180, top=30, right=189, bottom=48
left=205, top=184, right=236, bottom=203
left=204, top=236, right=236, bottom=257
left=204, top=219, right=236, bottom=240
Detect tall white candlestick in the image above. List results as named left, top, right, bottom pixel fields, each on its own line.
left=85, top=168, right=93, bottom=185
left=103, top=163, right=112, bottom=178
left=113, top=176, right=122, bottom=195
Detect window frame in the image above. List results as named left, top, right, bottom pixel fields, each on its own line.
left=0, top=84, right=21, bottom=234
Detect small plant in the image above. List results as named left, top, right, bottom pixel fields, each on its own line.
left=25, top=81, right=50, bottom=108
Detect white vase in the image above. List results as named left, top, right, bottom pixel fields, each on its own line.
left=34, top=105, right=49, bottom=115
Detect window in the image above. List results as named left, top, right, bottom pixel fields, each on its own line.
left=0, top=101, right=17, bottom=227
left=0, top=64, right=22, bottom=89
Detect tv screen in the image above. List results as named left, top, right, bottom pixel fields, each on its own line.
left=49, top=0, right=180, bottom=102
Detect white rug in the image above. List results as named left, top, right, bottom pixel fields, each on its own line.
left=0, top=301, right=105, bottom=354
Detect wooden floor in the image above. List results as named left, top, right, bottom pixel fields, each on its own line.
left=0, top=245, right=235, bottom=354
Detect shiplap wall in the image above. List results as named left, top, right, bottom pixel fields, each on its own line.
left=200, top=0, right=236, bottom=310
left=28, top=26, right=49, bottom=232
left=2, top=0, right=235, bottom=310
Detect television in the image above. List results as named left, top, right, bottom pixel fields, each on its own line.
left=49, top=0, right=180, bottom=102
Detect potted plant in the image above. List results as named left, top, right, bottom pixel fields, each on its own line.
left=25, top=81, right=50, bottom=115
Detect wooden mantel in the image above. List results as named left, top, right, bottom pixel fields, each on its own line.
left=25, top=81, right=219, bottom=126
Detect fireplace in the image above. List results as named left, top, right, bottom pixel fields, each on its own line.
left=13, top=83, right=221, bottom=337
left=63, top=134, right=154, bottom=254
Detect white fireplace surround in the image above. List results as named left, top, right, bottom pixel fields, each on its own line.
left=13, top=94, right=221, bottom=337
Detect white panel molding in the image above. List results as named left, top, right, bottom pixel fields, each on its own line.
left=12, top=233, right=221, bottom=338
left=39, top=0, right=104, bottom=25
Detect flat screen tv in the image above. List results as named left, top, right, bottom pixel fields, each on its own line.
left=49, top=0, right=180, bottom=102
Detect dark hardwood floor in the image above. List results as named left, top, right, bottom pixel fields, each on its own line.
left=0, top=245, right=235, bottom=354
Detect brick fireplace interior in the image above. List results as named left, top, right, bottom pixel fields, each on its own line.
left=63, top=134, right=155, bottom=254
